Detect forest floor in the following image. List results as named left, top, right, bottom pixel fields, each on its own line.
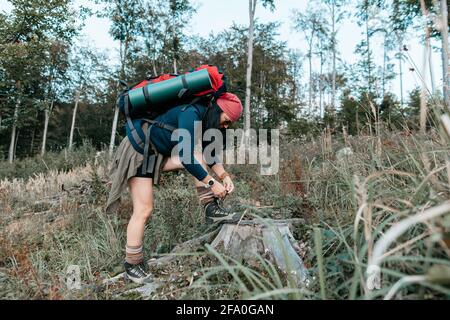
left=1, top=129, right=450, bottom=299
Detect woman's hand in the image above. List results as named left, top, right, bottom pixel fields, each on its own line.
left=211, top=180, right=227, bottom=199
left=222, top=176, right=235, bottom=193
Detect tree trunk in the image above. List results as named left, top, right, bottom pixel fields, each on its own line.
left=8, top=99, right=20, bottom=164
left=124, top=39, right=128, bottom=77
left=109, top=106, right=120, bottom=156
left=110, top=39, right=127, bottom=156
left=152, top=60, right=157, bottom=77
left=14, top=129, right=19, bottom=160
left=420, top=0, right=430, bottom=134
left=41, top=109, right=49, bottom=156
left=319, top=50, right=324, bottom=118
left=366, top=7, right=371, bottom=93
left=399, top=43, right=404, bottom=107
left=428, top=29, right=435, bottom=93
left=382, top=38, right=386, bottom=98
left=30, top=110, right=38, bottom=155
left=142, top=218, right=309, bottom=288
left=104, top=218, right=310, bottom=296
left=308, top=45, right=313, bottom=114
left=441, top=0, right=450, bottom=110
left=210, top=220, right=309, bottom=286
left=356, top=105, right=360, bottom=135
left=69, top=91, right=81, bottom=151
left=41, top=100, right=53, bottom=156
left=173, top=58, right=178, bottom=74
left=30, top=126, right=35, bottom=155
left=171, top=13, right=178, bottom=75
left=258, top=69, right=265, bottom=125
left=331, top=2, right=336, bottom=118
left=244, top=0, right=257, bottom=149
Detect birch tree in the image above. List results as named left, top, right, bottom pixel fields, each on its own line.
left=390, top=1, right=410, bottom=109
left=67, top=44, right=105, bottom=150
left=389, top=0, right=448, bottom=110
left=98, top=0, right=144, bottom=156
left=1, top=0, right=78, bottom=161
left=437, top=0, right=449, bottom=109
left=41, top=40, right=71, bottom=155
left=167, top=0, right=196, bottom=74
left=292, top=5, right=327, bottom=114
left=419, top=0, right=431, bottom=133
left=355, top=0, right=376, bottom=95
left=244, top=0, right=274, bottom=150
left=139, top=0, right=165, bottom=76
left=370, top=1, right=397, bottom=101
left=321, top=0, right=347, bottom=117
left=8, top=85, right=21, bottom=163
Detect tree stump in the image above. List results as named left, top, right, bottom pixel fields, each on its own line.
left=210, top=219, right=309, bottom=286
left=103, top=219, right=309, bottom=294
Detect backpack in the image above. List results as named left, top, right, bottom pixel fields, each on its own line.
left=116, top=65, right=227, bottom=175
left=118, top=64, right=227, bottom=120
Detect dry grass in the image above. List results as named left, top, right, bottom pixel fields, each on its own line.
left=1, top=115, right=450, bottom=299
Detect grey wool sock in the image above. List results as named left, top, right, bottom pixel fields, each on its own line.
left=196, top=186, right=215, bottom=207
left=125, top=244, right=144, bottom=265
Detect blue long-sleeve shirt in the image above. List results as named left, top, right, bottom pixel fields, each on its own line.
left=148, top=103, right=218, bottom=181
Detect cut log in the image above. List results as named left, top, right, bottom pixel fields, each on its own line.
left=210, top=220, right=309, bottom=286
left=148, top=227, right=222, bottom=268
left=103, top=219, right=309, bottom=297
left=145, top=218, right=309, bottom=287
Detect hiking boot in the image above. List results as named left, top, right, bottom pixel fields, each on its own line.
left=123, top=261, right=152, bottom=284
left=204, top=198, right=242, bottom=225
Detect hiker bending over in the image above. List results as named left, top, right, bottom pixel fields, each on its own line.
left=106, top=93, right=243, bottom=284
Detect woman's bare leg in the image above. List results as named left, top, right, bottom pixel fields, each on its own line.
left=127, top=177, right=154, bottom=248
left=125, top=153, right=206, bottom=248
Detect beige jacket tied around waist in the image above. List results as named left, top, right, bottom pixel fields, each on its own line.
left=105, top=124, right=165, bottom=214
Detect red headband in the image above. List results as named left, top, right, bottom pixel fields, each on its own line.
left=216, top=93, right=243, bottom=122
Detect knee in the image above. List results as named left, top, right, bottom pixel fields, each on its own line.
left=133, top=204, right=153, bottom=221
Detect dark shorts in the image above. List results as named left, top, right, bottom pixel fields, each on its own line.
left=130, top=121, right=168, bottom=184
left=132, top=153, right=168, bottom=184
left=133, top=163, right=155, bottom=178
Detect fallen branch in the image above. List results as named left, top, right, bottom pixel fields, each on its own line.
left=148, top=227, right=222, bottom=268
left=102, top=272, right=125, bottom=286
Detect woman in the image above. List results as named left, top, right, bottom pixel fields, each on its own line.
left=106, top=92, right=243, bottom=284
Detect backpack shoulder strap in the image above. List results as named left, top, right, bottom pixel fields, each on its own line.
left=123, top=93, right=146, bottom=153
left=141, top=119, right=176, bottom=132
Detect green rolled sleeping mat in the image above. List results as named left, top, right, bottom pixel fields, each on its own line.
left=128, top=68, right=212, bottom=116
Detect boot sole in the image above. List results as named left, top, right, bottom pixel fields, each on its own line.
left=123, top=272, right=152, bottom=285
left=206, top=212, right=243, bottom=225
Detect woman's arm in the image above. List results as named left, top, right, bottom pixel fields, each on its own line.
left=210, top=163, right=226, bottom=177
left=176, top=108, right=209, bottom=181
left=210, top=163, right=234, bottom=193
